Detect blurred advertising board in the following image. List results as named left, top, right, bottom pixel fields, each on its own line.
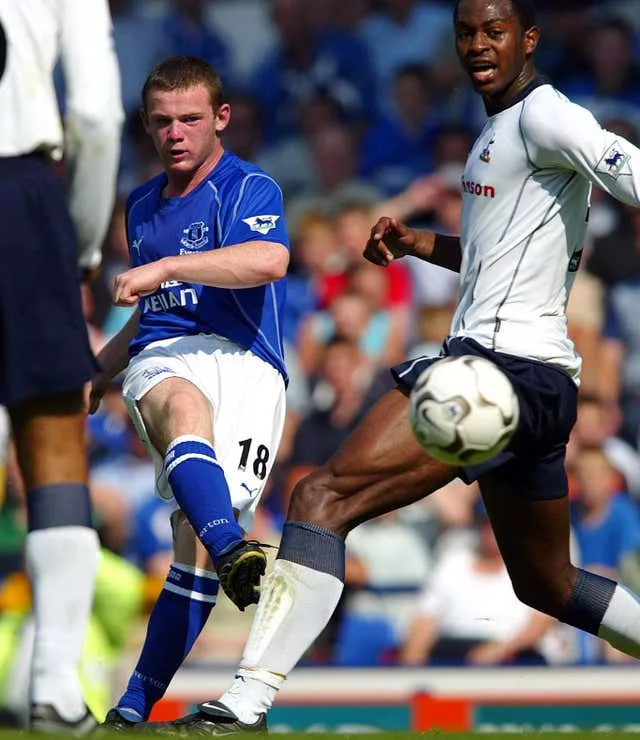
left=152, top=666, right=640, bottom=732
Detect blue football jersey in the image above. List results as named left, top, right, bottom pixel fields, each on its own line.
left=125, top=152, right=289, bottom=381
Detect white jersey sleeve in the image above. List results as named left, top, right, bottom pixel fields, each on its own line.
left=58, top=0, right=124, bottom=269
left=521, top=88, right=640, bottom=208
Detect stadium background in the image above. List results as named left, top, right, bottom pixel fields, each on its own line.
left=2, top=0, right=640, bottom=730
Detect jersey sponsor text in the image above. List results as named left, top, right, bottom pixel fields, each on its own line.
left=461, top=178, right=496, bottom=198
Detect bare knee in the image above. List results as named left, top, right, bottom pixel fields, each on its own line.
left=510, top=562, right=578, bottom=617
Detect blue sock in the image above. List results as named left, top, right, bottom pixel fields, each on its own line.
left=165, top=436, right=244, bottom=561
left=117, top=564, right=219, bottom=720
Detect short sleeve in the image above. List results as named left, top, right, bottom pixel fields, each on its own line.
left=221, top=173, right=289, bottom=249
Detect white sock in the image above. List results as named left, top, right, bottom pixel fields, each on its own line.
left=219, top=559, right=343, bottom=723
left=598, top=584, right=640, bottom=658
left=217, top=675, right=278, bottom=725
left=26, top=526, right=100, bottom=720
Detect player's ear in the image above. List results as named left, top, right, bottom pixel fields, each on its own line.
left=214, top=103, right=231, bottom=134
left=523, top=25, right=539, bottom=56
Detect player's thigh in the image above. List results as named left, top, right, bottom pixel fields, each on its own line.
left=479, top=468, right=575, bottom=614
left=289, top=387, right=458, bottom=533
left=9, top=390, right=88, bottom=488
left=137, top=376, right=213, bottom=451
left=123, top=346, right=214, bottom=454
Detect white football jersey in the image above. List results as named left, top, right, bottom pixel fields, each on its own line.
left=451, top=80, right=640, bottom=382
left=0, top=0, right=123, bottom=268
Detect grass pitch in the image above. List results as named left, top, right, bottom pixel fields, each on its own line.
left=3, top=733, right=640, bottom=739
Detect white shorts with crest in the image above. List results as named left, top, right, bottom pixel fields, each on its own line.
left=122, top=333, right=286, bottom=533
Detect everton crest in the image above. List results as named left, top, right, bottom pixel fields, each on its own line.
left=181, top=221, right=209, bottom=250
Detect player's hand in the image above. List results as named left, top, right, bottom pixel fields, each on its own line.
left=113, top=261, right=167, bottom=306
left=363, top=217, right=416, bottom=266
left=86, top=372, right=111, bottom=415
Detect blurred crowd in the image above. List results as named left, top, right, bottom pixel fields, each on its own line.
left=2, top=0, right=640, bottom=718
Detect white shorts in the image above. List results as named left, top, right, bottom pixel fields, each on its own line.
left=122, top=334, right=286, bottom=533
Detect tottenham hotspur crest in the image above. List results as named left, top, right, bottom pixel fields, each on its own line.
left=242, top=215, right=280, bottom=235
left=181, top=221, right=209, bottom=250
left=479, top=136, right=495, bottom=164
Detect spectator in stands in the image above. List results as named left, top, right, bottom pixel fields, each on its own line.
left=127, top=497, right=175, bottom=579
left=160, top=0, right=234, bottom=89
left=568, top=394, right=640, bottom=500
left=298, top=291, right=387, bottom=375
left=222, top=94, right=315, bottom=198
left=333, top=511, right=433, bottom=666
left=534, top=0, right=591, bottom=87
left=117, top=109, right=165, bottom=196
left=400, top=507, right=556, bottom=667
left=598, top=274, right=640, bottom=449
left=349, top=262, right=407, bottom=367
left=285, top=336, right=380, bottom=492
left=283, top=212, right=344, bottom=347
left=359, top=64, right=440, bottom=194
left=359, top=0, right=452, bottom=107
left=431, top=123, right=477, bottom=170
left=251, top=0, right=376, bottom=143
left=324, top=201, right=413, bottom=310
left=220, top=94, right=263, bottom=164
left=561, top=16, right=640, bottom=130
left=307, top=0, right=371, bottom=37
left=570, top=444, right=640, bottom=664
left=109, top=0, right=164, bottom=114
left=287, top=124, right=383, bottom=228
left=88, top=382, right=156, bottom=512
left=403, top=165, right=462, bottom=348
left=587, top=204, right=640, bottom=289
left=571, top=446, right=640, bottom=579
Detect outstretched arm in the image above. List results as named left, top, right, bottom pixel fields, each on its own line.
left=113, top=241, right=289, bottom=306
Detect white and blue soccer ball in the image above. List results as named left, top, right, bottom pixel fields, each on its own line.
left=409, top=355, right=519, bottom=466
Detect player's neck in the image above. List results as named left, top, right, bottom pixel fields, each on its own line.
left=482, top=65, right=540, bottom=117
left=163, top=146, right=225, bottom=199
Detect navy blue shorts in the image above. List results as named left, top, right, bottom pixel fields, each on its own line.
left=392, top=337, right=578, bottom=500
left=0, top=155, right=96, bottom=405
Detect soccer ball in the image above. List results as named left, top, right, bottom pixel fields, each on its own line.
left=409, top=355, right=519, bottom=466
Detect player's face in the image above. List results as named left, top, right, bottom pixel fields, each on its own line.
left=454, top=0, right=538, bottom=104
left=143, top=84, right=230, bottom=178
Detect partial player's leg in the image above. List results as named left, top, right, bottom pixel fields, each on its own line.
left=9, top=391, right=99, bottom=733
left=480, top=469, right=640, bottom=660
left=133, top=375, right=265, bottom=609
left=161, top=387, right=456, bottom=733
left=1, top=153, right=101, bottom=734
left=103, top=513, right=219, bottom=730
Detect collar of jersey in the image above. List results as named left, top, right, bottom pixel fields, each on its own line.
left=157, top=150, right=231, bottom=209
left=489, top=75, right=551, bottom=117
